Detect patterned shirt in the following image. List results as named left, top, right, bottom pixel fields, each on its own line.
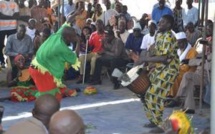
left=153, top=31, right=179, bottom=71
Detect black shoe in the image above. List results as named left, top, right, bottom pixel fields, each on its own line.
left=184, top=109, right=195, bottom=114
left=113, top=83, right=120, bottom=90
left=86, top=77, right=93, bottom=83
left=91, top=80, right=102, bottom=85
left=76, top=76, right=83, bottom=84
left=165, top=100, right=180, bottom=108
left=143, top=122, right=157, bottom=128
left=148, top=126, right=164, bottom=133
left=74, top=88, right=81, bottom=92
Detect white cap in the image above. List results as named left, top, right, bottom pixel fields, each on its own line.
left=28, top=18, right=37, bottom=23
left=148, top=20, right=157, bottom=26
left=91, top=22, right=96, bottom=26
left=175, top=32, right=187, bottom=40
left=133, top=22, right=142, bottom=30
left=86, top=18, right=93, bottom=23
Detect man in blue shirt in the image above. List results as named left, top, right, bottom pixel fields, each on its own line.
left=152, top=0, right=173, bottom=24
left=125, top=22, right=143, bottom=56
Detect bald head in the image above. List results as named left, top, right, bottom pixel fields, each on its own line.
left=62, top=26, right=77, bottom=45
left=49, top=110, right=85, bottom=134
left=33, top=94, right=60, bottom=128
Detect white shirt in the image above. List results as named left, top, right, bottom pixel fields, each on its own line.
left=60, top=3, right=75, bottom=17
left=183, top=6, right=198, bottom=26
left=101, top=9, right=118, bottom=26
left=26, top=27, right=36, bottom=41
left=114, top=30, right=130, bottom=44
left=140, top=33, right=155, bottom=50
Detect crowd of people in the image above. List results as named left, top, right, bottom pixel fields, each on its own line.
left=0, top=0, right=213, bottom=133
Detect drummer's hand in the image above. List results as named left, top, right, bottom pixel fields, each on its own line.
left=130, top=52, right=139, bottom=62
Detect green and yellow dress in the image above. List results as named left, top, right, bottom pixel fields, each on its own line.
left=143, top=31, right=180, bottom=125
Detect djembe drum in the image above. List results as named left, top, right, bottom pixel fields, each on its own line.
left=121, top=65, right=151, bottom=95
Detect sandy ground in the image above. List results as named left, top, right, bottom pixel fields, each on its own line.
left=0, top=77, right=210, bottom=134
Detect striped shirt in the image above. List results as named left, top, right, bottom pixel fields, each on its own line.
left=0, top=0, right=19, bottom=31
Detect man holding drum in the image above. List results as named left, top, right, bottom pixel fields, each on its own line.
left=140, top=15, right=179, bottom=133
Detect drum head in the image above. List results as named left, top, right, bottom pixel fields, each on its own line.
left=121, top=65, right=142, bottom=87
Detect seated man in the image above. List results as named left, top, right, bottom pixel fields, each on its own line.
left=91, top=30, right=128, bottom=89
left=185, top=22, right=202, bottom=46
left=5, top=24, right=34, bottom=80
left=33, top=27, right=51, bottom=54
left=77, top=19, right=105, bottom=83
left=49, top=110, right=85, bottom=134
left=125, top=22, right=144, bottom=57
left=130, top=20, right=157, bottom=66
left=114, top=20, right=129, bottom=44
left=5, top=94, right=60, bottom=134
left=166, top=51, right=211, bottom=114
left=168, top=32, right=198, bottom=97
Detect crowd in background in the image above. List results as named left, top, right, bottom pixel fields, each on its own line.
left=0, top=0, right=214, bottom=133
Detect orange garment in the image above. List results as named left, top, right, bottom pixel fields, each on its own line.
left=169, top=48, right=198, bottom=97
left=46, top=7, right=55, bottom=25
left=75, top=10, right=87, bottom=29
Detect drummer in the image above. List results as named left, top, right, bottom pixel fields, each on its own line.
left=140, top=15, right=179, bottom=133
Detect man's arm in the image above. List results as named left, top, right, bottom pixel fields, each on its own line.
left=104, top=39, right=124, bottom=57
left=5, top=36, right=19, bottom=56
left=28, top=37, right=34, bottom=57
left=0, top=12, right=19, bottom=20
left=66, top=6, right=83, bottom=24
left=125, top=34, right=132, bottom=55
left=194, top=8, right=198, bottom=26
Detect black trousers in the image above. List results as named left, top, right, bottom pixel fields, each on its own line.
left=0, top=29, right=17, bottom=63
left=93, top=56, right=127, bottom=84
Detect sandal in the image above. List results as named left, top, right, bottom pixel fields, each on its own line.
left=143, top=122, right=157, bottom=128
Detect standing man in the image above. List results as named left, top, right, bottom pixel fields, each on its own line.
left=31, top=0, right=49, bottom=32
left=75, top=1, right=87, bottom=30
left=77, top=19, right=105, bottom=83
left=172, top=0, right=184, bottom=32
left=91, top=30, right=128, bottom=89
left=141, top=15, right=179, bottom=133
left=5, top=24, right=34, bottom=80
left=17, top=0, right=31, bottom=26
left=29, top=11, right=81, bottom=101
left=0, top=0, right=19, bottom=64
left=60, top=0, right=75, bottom=18
left=101, top=0, right=118, bottom=26
left=152, top=0, right=173, bottom=24
left=182, top=0, right=198, bottom=27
